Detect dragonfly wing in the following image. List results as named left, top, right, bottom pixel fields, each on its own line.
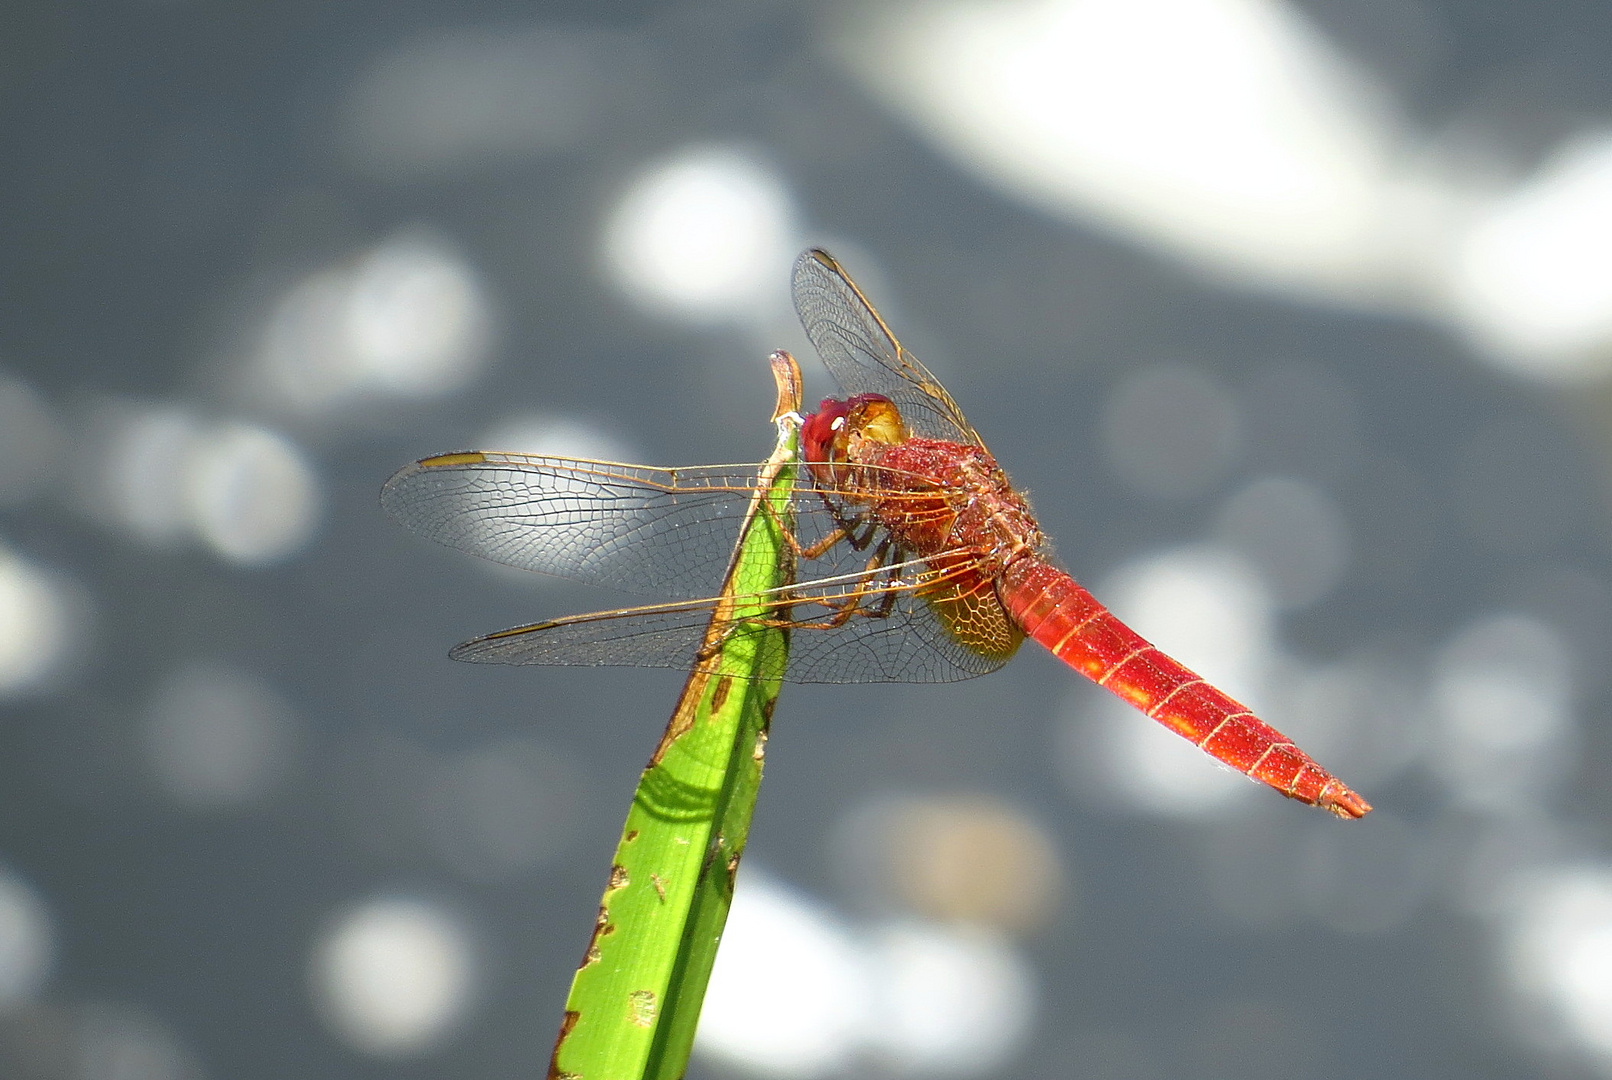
left=382, top=453, right=966, bottom=599
left=786, top=590, right=1013, bottom=683
left=451, top=598, right=740, bottom=671
left=792, top=248, right=981, bottom=447
left=452, top=560, right=1015, bottom=684
left=383, top=454, right=773, bottom=597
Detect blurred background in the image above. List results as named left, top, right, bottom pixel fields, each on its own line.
left=3, top=0, right=1612, bottom=1077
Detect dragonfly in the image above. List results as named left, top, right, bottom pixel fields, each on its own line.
left=383, top=250, right=1370, bottom=818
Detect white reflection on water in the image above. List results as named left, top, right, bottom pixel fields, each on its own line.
left=73, top=1002, right=204, bottom=1080
left=697, top=873, right=1036, bottom=1077
left=0, top=867, right=52, bottom=1010
left=837, top=0, right=1431, bottom=300
left=862, top=921, right=1033, bottom=1075
left=342, top=26, right=614, bottom=177
left=1213, top=475, right=1350, bottom=609
left=1100, top=365, right=1243, bottom=501
left=1450, top=132, right=1612, bottom=379
left=1429, top=613, right=1576, bottom=815
left=0, top=371, right=63, bottom=508
left=697, top=874, right=866, bottom=1078
left=250, top=230, right=492, bottom=417
left=1504, top=866, right=1612, bottom=1067
left=141, top=662, right=299, bottom=811
left=310, top=895, right=479, bottom=1058
left=73, top=403, right=322, bottom=567
left=183, top=422, right=321, bottom=566
left=0, top=544, right=78, bottom=697
left=476, top=413, right=635, bottom=464
left=603, top=146, right=798, bottom=324
left=78, top=404, right=200, bottom=548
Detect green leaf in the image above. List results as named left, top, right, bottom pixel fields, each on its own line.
left=548, top=357, right=802, bottom=1080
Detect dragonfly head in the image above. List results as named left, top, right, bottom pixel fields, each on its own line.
left=802, top=394, right=907, bottom=468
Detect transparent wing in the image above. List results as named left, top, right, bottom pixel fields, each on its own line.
left=381, top=451, right=956, bottom=599
left=451, top=556, right=1015, bottom=684
left=792, top=248, right=982, bottom=447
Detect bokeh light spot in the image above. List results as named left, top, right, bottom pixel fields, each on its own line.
left=0, top=545, right=76, bottom=697
left=1213, top=475, right=1350, bottom=608
left=1100, top=364, right=1243, bottom=499
left=1506, top=866, right=1612, bottom=1065
left=697, top=874, right=866, bottom=1078
left=833, top=793, right=1066, bottom=932
left=310, top=895, right=478, bottom=1058
left=252, top=231, right=492, bottom=416
left=73, top=1003, right=204, bottom=1080
left=74, top=403, right=323, bottom=566
left=0, top=867, right=52, bottom=1009
left=345, top=232, right=493, bottom=397
left=424, top=736, right=586, bottom=881
left=141, top=662, right=299, bottom=810
left=476, top=413, right=634, bottom=463
left=603, top=146, right=797, bottom=323
left=1431, top=613, right=1575, bottom=813
left=0, top=372, right=63, bottom=507
left=1450, top=133, right=1612, bottom=378
left=1284, top=655, right=1424, bottom=790
left=183, top=422, right=322, bottom=566
left=80, top=404, right=202, bottom=547
left=1100, top=545, right=1274, bottom=699
left=863, top=921, right=1034, bottom=1074
left=838, top=0, right=1422, bottom=300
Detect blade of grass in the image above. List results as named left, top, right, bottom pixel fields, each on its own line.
left=549, top=351, right=805, bottom=1080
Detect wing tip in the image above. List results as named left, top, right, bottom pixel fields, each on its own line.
left=448, top=638, right=495, bottom=663
left=379, top=452, right=488, bottom=515
left=795, top=247, right=838, bottom=280
left=418, top=451, right=489, bottom=468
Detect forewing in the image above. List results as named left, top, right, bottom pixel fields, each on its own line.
left=382, top=452, right=960, bottom=599
left=792, top=249, right=981, bottom=447
left=452, top=559, right=1013, bottom=684
left=383, top=453, right=768, bottom=597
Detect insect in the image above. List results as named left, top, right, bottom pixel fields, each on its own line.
left=383, top=250, right=1369, bottom=817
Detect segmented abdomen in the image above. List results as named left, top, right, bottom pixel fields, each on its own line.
left=998, top=558, right=1369, bottom=818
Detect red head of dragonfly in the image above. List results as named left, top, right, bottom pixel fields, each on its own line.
left=801, top=393, right=908, bottom=482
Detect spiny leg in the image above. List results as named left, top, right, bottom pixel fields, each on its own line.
left=757, top=491, right=880, bottom=564
left=769, top=537, right=915, bottom=632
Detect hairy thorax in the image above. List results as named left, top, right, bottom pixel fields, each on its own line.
left=846, top=438, right=1047, bottom=575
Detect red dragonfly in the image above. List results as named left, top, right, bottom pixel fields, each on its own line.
left=383, top=250, right=1369, bottom=818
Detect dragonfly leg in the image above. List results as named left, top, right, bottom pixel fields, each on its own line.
left=799, top=518, right=883, bottom=562
left=757, top=496, right=875, bottom=563
left=814, top=490, right=885, bottom=553
left=767, top=536, right=910, bottom=632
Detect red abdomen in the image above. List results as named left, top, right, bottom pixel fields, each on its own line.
left=998, top=558, right=1370, bottom=818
